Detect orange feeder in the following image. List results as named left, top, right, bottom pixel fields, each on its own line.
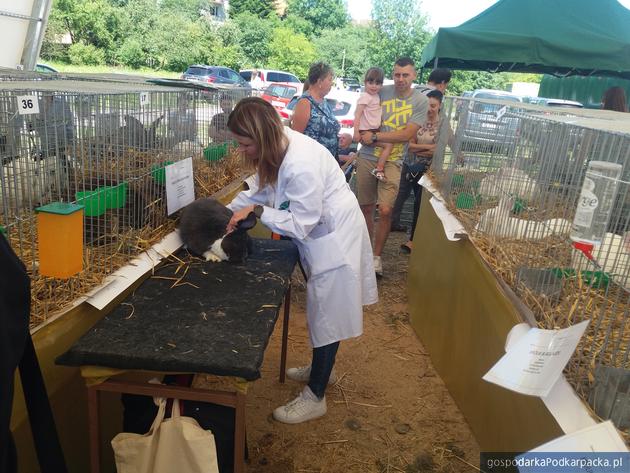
left=36, top=202, right=84, bottom=278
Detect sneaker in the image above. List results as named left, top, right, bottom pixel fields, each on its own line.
left=272, top=386, right=327, bottom=424
left=286, top=365, right=337, bottom=384
left=373, top=255, right=383, bottom=278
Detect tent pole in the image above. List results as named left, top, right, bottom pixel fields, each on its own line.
left=434, top=57, right=439, bottom=69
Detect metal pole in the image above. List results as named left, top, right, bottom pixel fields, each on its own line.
left=21, top=0, right=54, bottom=71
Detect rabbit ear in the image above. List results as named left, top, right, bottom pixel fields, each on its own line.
left=236, top=212, right=257, bottom=231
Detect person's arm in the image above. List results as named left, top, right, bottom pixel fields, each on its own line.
left=291, top=98, right=311, bottom=133
left=353, top=103, right=367, bottom=142
left=361, top=123, right=420, bottom=144
left=360, top=93, right=428, bottom=145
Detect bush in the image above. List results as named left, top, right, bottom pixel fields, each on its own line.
left=68, top=41, right=106, bottom=66
left=116, top=38, right=147, bottom=69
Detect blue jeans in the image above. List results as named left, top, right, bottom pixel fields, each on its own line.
left=308, top=341, right=340, bottom=399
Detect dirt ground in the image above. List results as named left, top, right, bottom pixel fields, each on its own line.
left=234, top=231, right=480, bottom=473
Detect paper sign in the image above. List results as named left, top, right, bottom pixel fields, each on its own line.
left=482, top=320, right=589, bottom=397
left=165, top=157, right=195, bottom=215
left=496, top=105, right=507, bottom=120
left=504, top=322, right=596, bottom=433
left=140, top=92, right=150, bottom=106
left=17, top=95, right=40, bottom=115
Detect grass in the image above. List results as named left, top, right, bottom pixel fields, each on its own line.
left=45, top=61, right=182, bottom=79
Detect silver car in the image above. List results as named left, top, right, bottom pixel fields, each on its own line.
left=458, top=89, right=523, bottom=153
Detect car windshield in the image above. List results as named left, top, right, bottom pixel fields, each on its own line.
left=186, top=67, right=211, bottom=76
left=264, top=85, right=298, bottom=99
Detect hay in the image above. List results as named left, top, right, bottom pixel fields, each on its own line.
left=431, top=170, right=630, bottom=440
left=7, top=149, right=242, bottom=328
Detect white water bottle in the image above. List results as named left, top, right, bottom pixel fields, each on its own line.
left=570, top=160, right=623, bottom=247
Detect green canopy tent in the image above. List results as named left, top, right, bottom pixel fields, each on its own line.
left=420, top=0, right=630, bottom=79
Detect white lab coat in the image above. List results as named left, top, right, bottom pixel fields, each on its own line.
left=228, top=127, right=378, bottom=347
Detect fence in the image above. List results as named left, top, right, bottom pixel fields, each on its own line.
left=0, top=73, right=249, bottom=324
left=431, top=96, right=630, bottom=436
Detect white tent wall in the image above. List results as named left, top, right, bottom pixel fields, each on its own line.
left=0, top=0, right=53, bottom=70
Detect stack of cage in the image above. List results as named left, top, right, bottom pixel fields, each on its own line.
left=432, top=96, right=630, bottom=435
left=0, top=75, right=247, bottom=321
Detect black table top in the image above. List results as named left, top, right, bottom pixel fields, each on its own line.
left=56, top=239, right=298, bottom=381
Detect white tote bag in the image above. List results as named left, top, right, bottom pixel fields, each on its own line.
left=111, top=398, right=220, bottom=473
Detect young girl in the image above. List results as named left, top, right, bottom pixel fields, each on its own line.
left=353, top=67, right=393, bottom=181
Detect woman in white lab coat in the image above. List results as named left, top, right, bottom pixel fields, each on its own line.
left=226, top=98, right=378, bottom=424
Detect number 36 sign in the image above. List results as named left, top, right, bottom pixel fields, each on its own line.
left=16, top=95, right=40, bottom=115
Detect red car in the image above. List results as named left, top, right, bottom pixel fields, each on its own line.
left=261, top=83, right=300, bottom=111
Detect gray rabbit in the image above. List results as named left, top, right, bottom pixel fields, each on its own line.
left=178, top=198, right=256, bottom=263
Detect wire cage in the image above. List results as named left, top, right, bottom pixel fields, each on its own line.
left=431, top=96, right=630, bottom=436
left=0, top=75, right=249, bottom=324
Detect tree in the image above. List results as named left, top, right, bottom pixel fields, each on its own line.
left=314, top=25, right=372, bottom=80
left=232, top=13, right=277, bottom=67
left=369, top=0, right=431, bottom=76
left=267, top=27, right=316, bottom=80
left=48, top=0, right=120, bottom=62
left=285, top=0, right=349, bottom=37
left=228, top=0, right=276, bottom=18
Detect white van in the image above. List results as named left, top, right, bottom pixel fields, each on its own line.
left=239, top=69, right=302, bottom=93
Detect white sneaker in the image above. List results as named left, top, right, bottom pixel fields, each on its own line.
left=373, top=255, right=383, bottom=278
left=272, top=386, right=327, bottom=424
left=286, top=365, right=337, bottom=384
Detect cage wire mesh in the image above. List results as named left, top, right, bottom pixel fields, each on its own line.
left=0, top=76, right=248, bottom=324
left=431, top=96, right=630, bottom=437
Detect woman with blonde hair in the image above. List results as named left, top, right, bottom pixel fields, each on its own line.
left=226, top=97, right=377, bottom=424
left=602, top=86, right=628, bottom=112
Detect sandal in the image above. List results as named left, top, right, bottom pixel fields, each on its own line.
left=370, top=168, right=387, bottom=181
left=400, top=243, right=412, bottom=254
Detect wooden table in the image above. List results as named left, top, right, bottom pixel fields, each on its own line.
left=57, top=238, right=299, bottom=473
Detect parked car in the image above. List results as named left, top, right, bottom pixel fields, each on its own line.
left=278, top=90, right=358, bottom=136
left=182, top=65, right=251, bottom=91
left=459, top=89, right=523, bottom=153
left=239, top=69, right=302, bottom=93
left=261, top=83, right=300, bottom=111
left=335, top=77, right=361, bottom=92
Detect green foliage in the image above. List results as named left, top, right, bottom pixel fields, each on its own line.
left=314, top=25, right=372, bottom=80
left=232, top=13, right=277, bottom=67
left=447, top=70, right=511, bottom=96
left=369, top=0, right=431, bottom=76
left=267, top=27, right=316, bottom=79
left=115, top=38, right=145, bottom=68
left=68, top=41, right=106, bottom=65
left=50, top=0, right=120, bottom=61
left=229, top=0, right=276, bottom=18
left=285, top=0, right=348, bottom=37
left=283, top=13, right=312, bottom=37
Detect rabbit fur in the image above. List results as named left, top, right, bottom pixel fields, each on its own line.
left=479, top=167, right=539, bottom=201
left=476, top=198, right=571, bottom=240
left=178, top=198, right=257, bottom=263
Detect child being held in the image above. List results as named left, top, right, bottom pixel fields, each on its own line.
left=353, top=67, right=393, bottom=181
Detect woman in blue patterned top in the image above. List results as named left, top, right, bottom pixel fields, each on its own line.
left=291, top=62, right=345, bottom=163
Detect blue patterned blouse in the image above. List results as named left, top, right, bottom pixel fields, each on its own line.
left=300, top=94, right=341, bottom=160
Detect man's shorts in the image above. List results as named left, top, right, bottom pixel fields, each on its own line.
left=356, top=155, right=401, bottom=208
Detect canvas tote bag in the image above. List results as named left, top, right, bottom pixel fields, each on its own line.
left=111, top=398, right=219, bottom=473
